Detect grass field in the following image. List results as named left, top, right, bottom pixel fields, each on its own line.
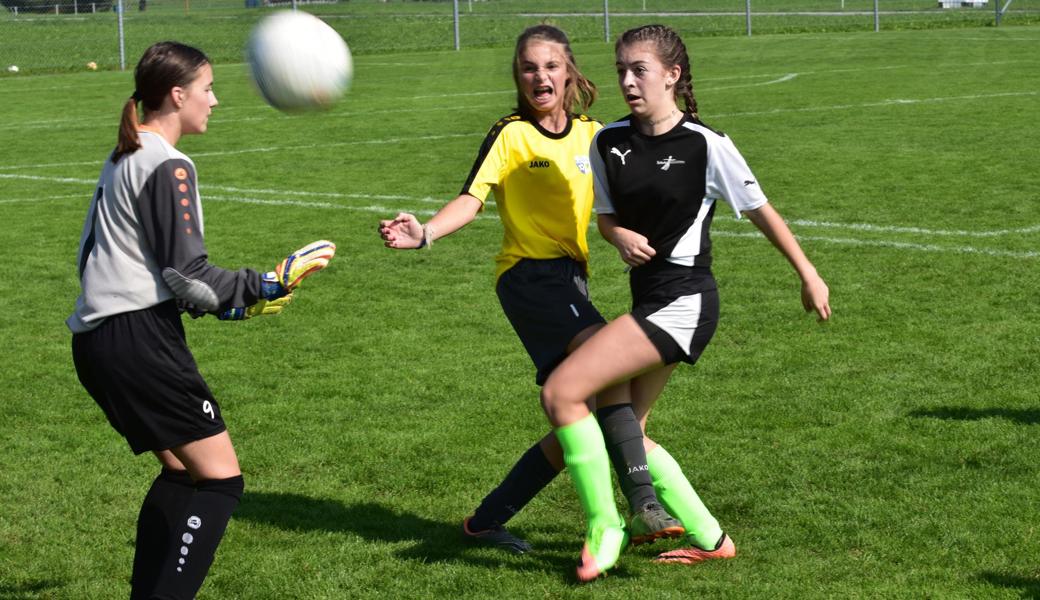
left=1, top=18, right=1040, bottom=599
left=3, top=0, right=1040, bottom=72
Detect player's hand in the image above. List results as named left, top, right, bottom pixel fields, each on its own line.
left=801, top=272, right=831, bottom=321
left=611, top=228, right=656, bottom=268
left=379, top=212, right=424, bottom=249
left=218, top=293, right=294, bottom=320
left=261, top=240, right=336, bottom=299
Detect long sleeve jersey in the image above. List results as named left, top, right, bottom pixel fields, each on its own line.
left=67, top=130, right=263, bottom=333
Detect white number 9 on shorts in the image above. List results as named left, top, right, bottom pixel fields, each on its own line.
left=202, top=400, right=215, bottom=420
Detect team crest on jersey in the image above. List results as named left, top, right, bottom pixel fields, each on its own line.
left=574, top=155, right=591, bottom=174
left=656, top=155, right=685, bottom=171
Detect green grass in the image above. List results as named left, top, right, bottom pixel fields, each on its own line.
left=2, top=0, right=1039, bottom=72
left=2, top=21, right=1040, bottom=599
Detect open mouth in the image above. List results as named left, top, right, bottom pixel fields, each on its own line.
left=533, top=85, right=554, bottom=102
left=625, top=93, right=642, bottom=103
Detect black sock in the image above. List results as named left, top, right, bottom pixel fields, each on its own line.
left=151, top=475, right=244, bottom=600
left=468, top=442, right=559, bottom=531
left=597, top=404, right=656, bottom=511
left=130, top=469, right=196, bottom=600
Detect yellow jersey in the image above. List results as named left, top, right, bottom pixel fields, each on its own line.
left=461, top=113, right=602, bottom=281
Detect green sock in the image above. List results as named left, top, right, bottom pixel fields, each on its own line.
left=647, top=445, right=723, bottom=549
left=556, top=414, right=622, bottom=533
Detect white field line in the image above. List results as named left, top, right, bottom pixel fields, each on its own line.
left=0, top=172, right=95, bottom=184
left=711, top=90, right=1037, bottom=119
left=0, top=173, right=457, bottom=205
left=3, top=172, right=1034, bottom=258
left=204, top=195, right=495, bottom=220
left=189, top=132, right=480, bottom=159
left=956, top=37, right=1039, bottom=42
left=1, top=88, right=1036, bottom=172
left=0, top=193, right=84, bottom=205
left=3, top=54, right=1037, bottom=132
left=787, top=219, right=1040, bottom=238
left=0, top=132, right=484, bottom=170
left=2, top=68, right=806, bottom=130
left=715, top=230, right=1040, bottom=260
left=705, top=73, right=798, bottom=90
left=408, top=72, right=798, bottom=99
left=1, top=55, right=1033, bottom=97
left=0, top=102, right=509, bottom=132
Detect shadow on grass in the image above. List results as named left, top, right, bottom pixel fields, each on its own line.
left=979, top=572, right=1040, bottom=599
left=908, top=407, right=1040, bottom=425
left=234, top=491, right=617, bottom=583
left=0, top=580, right=64, bottom=600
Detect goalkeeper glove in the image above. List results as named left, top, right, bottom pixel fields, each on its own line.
left=218, top=293, right=294, bottom=320
left=260, top=240, right=337, bottom=300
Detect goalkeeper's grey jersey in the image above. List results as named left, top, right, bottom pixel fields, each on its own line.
left=67, top=131, right=263, bottom=333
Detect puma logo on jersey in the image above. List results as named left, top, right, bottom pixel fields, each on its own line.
left=656, top=156, right=685, bottom=171
left=743, top=179, right=757, bottom=187
left=610, top=147, right=631, bottom=165
left=529, top=160, right=551, bottom=169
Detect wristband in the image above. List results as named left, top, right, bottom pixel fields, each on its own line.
left=417, top=224, right=434, bottom=250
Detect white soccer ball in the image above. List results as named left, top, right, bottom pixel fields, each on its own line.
left=7, top=65, right=19, bottom=73
left=246, top=11, right=352, bottom=112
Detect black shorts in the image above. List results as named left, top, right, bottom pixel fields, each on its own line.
left=496, top=257, right=606, bottom=385
left=72, top=300, right=226, bottom=455
left=630, top=263, right=720, bottom=366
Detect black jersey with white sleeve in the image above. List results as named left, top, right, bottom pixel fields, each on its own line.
left=68, top=131, right=263, bottom=333
left=591, top=114, right=767, bottom=267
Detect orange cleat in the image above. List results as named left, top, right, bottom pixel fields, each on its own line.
left=654, top=533, right=736, bottom=565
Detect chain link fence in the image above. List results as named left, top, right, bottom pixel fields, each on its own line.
left=2, top=0, right=1038, bottom=74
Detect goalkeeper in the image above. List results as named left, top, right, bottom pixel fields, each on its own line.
left=66, top=42, right=334, bottom=600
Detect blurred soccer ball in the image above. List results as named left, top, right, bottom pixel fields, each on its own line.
left=246, top=11, right=353, bottom=112
left=86, top=61, right=98, bottom=71
left=7, top=65, right=19, bottom=73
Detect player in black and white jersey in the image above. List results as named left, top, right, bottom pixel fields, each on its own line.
left=541, top=24, right=832, bottom=574
left=380, top=25, right=686, bottom=580
left=68, top=42, right=334, bottom=600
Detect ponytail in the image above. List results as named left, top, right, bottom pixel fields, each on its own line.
left=112, top=42, right=210, bottom=163
left=113, top=94, right=140, bottom=163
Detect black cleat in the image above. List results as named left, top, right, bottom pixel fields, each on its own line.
left=462, top=517, right=532, bottom=554
left=628, top=502, right=685, bottom=545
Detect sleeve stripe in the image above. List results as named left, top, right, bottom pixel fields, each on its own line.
left=459, top=114, right=517, bottom=196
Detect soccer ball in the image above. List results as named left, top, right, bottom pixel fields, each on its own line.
left=246, top=11, right=353, bottom=112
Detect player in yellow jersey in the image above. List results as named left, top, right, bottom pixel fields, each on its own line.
left=379, top=25, right=683, bottom=581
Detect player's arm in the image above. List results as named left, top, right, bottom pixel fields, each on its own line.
left=136, top=159, right=265, bottom=314
left=380, top=118, right=507, bottom=250
left=743, top=204, right=831, bottom=321
left=589, top=130, right=654, bottom=268
left=138, top=159, right=334, bottom=315
left=597, top=214, right=656, bottom=268
left=379, top=193, right=482, bottom=250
